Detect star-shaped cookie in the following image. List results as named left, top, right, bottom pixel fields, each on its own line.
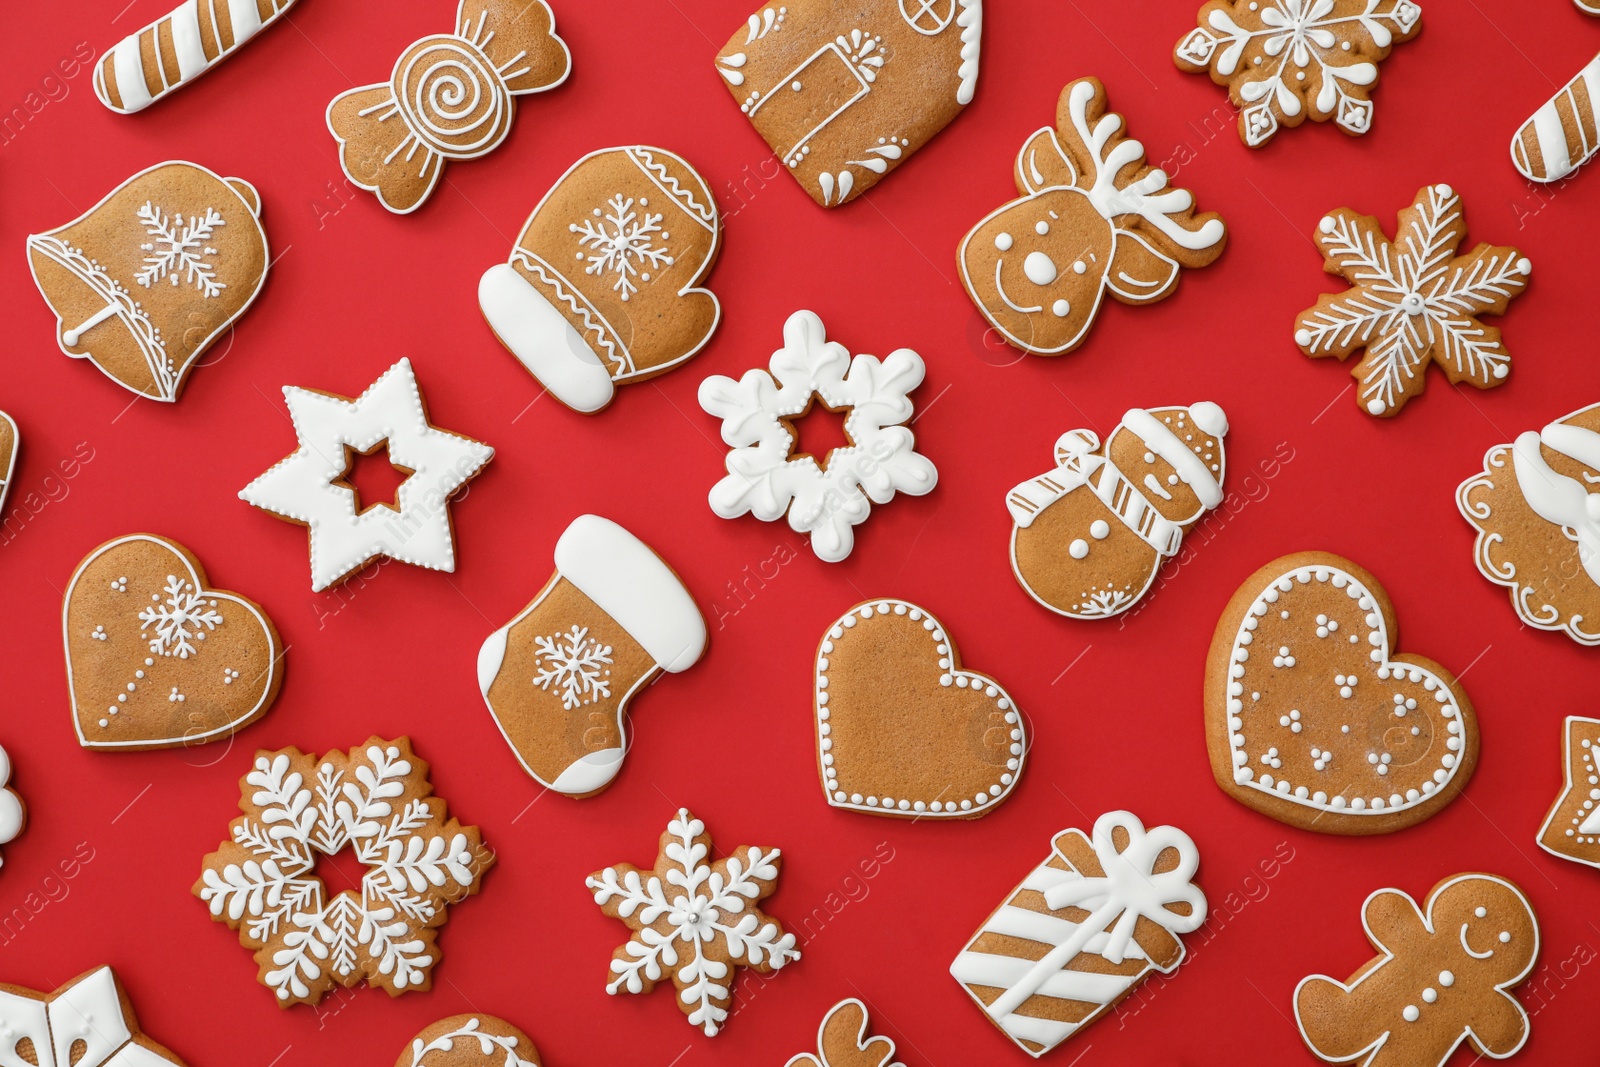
left=1538, top=716, right=1600, bottom=869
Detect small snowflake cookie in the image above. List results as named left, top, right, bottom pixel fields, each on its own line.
left=479, top=514, right=707, bottom=798
left=64, top=534, right=284, bottom=750
left=26, top=160, right=269, bottom=402
left=327, top=0, right=570, bottom=214
left=587, top=807, right=800, bottom=1035
left=0, top=966, right=188, bottom=1065
left=1512, top=47, right=1600, bottom=183
left=94, top=0, right=299, bottom=113
left=0, top=743, right=26, bottom=869
left=1294, top=184, right=1531, bottom=417
left=785, top=999, right=902, bottom=1067
left=1174, top=0, right=1422, bottom=147
left=1295, top=874, right=1538, bottom=1066
left=195, top=737, right=494, bottom=1006
left=699, top=310, right=937, bottom=562
left=1205, top=552, right=1479, bottom=835
left=1539, top=717, right=1600, bottom=869
left=0, top=410, right=16, bottom=515
left=240, top=358, right=494, bottom=591
left=479, top=146, right=721, bottom=413
left=398, top=1015, right=540, bottom=1067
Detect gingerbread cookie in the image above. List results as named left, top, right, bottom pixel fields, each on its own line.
left=239, top=358, right=494, bottom=591
left=327, top=0, right=570, bottom=214
left=1294, top=184, right=1530, bottom=418
left=27, top=160, right=269, bottom=402
left=1581, top=0, right=1600, bottom=12
left=1457, top=402, right=1600, bottom=645
left=1295, top=874, right=1538, bottom=1066
left=713, top=0, right=980, bottom=207
left=951, top=810, right=1207, bottom=1057
left=1174, top=1, right=1422, bottom=147
left=64, top=533, right=283, bottom=750
left=0, top=411, right=16, bottom=514
left=587, top=807, right=800, bottom=1035
left=478, top=514, right=706, bottom=798
left=815, top=599, right=1025, bottom=818
left=1205, top=553, right=1478, bottom=835
left=700, top=310, right=937, bottom=562
left=196, top=737, right=493, bottom=1006
left=0, top=744, right=25, bottom=869
left=1513, top=50, right=1599, bottom=183
left=1008, top=403, right=1228, bottom=619
left=1537, top=716, right=1600, bottom=869
left=0, top=966, right=187, bottom=1066
left=94, top=0, right=298, bottom=114
left=479, top=145, right=721, bottom=412
left=786, top=999, right=902, bottom=1067
left=958, top=78, right=1226, bottom=357
left=399, top=1016, right=539, bottom=1067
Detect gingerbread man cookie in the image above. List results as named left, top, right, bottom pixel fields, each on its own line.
left=1295, top=874, right=1539, bottom=1067
left=0, top=966, right=187, bottom=1066
left=1537, top=716, right=1600, bottom=869
left=785, top=999, right=902, bottom=1067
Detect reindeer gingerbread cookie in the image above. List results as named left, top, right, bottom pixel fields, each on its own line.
left=1007, top=403, right=1228, bottom=619
left=958, top=77, right=1226, bottom=357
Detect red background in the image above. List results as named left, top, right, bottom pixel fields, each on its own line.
left=1, top=0, right=1597, bottom=1063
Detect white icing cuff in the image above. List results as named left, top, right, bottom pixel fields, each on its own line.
left=477, top=626, right=509, bottom=697
left=549, top=748, right=626, bottom=795
left=479, top=263, right=614, bottom=414
left=554, top=515, right=707, bottom=672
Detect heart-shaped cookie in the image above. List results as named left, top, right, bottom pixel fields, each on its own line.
left=64, top=534, right=283, bottom=750
left=1205, top=552, right=1478, bottom=835
left=815, top=599, right=1026, bottom=819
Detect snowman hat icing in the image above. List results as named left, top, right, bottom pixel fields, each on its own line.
left=1121, top=403, right=1228, bottom=509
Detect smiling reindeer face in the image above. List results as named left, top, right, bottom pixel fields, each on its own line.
left=959, top=78, right=1227, bottom=356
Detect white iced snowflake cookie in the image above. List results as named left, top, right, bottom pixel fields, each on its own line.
left=0, top=744, right=26, bottom=868
left=699, top=310, right=938, bottom=562
left=0, top=966, right=188, bottom=1066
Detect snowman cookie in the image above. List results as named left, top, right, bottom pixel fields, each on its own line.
left=1008, top=403, right=1228, bottom=619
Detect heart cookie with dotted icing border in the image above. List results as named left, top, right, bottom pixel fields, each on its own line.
left=64, top=533, right=284, bottom=750
left=1204, top=552, right=1478, bottom=835
left=815, top=599, right=1027, bottom=819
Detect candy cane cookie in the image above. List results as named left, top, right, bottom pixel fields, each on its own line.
left=1511, top=51, right=1600, bottom=182
left=93, top=0, right=299, bottom=114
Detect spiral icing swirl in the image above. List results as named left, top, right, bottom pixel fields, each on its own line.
left=393, top=35, right=511, bottom=158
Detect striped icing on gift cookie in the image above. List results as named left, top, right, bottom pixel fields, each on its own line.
left=1512, top=52, right=1600, bottom=183
left=94, top=0, right=299, bottom=114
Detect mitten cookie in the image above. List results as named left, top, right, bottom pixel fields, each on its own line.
left=64, top=533, right=283, bottom=750
left=26, top=160, right=269, bottom=402
left=327, top=0, right=570, bottom=214
left=713, top=0, right=980, bottom=207
left=1295, top=874, right=1538, bottom=1067
left=0, top=411, right=16, bottom=513
left=0, top=744, right=26, bottom=869
left=399, top=1016, right=540, bottom=1067
left=478, top=514, right=706, bottom=798
left=785, top=999, right=902, bottom=1067
left=1205, top=552, right=1478, bottom=835
left=0, top=966, right=187, bottom=1065
left=1537, top=716, right=1600, bottom=869
left=958, top=78, right=1226, bottom=357
left=1294, top=184, right=1530, bottom=417
left=1457, top=401, right=1600, bottom=645
left=94, top=0, right=299, bottom=114
left=479, top=146, right=721, bottom=412
left=1009, top=403, right=1228, bottom=618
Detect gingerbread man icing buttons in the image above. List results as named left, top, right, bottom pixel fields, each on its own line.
left=1538, top=716, right=1600, bottom=869
left=0, top=411, right=17, bottom=514
left=0, top=966, right=188, bottom=1066
left=1008, top=403, right=1228, bottom=619
left=94, top=0, right=299, bottom=113
left=0, top=744, right=26, bottom=869
left=785, top=999, right=902, bottom=1067
left=958, top=78, right=1226, bottom=357
left=479, top=145, right=721, bottom=413
left=399, top=1015, right=540, bottom=1066
left=1295, top=874, right=1539, bottom=1067
left=1205, top=552, right=1479, bottom=835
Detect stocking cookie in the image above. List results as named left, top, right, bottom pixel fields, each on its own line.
left=1537, top=716, right=1600, bottom=869
left=0, top=411, right=16, bottom=513
left=1008, top=403, right=1228, bottom=618
left=479, top=146, right=721, bottom=412
left=0, top=966, right=187, bottom=1065
left=1205, top=553, right=1478, bottom=835
left=478, top=514, right=707, bottom=798
left=1512, top=50, right=1599, bottom=183
left=1457, top=402, right=1600, bottom=645
left=958, top=78, right=1226, bottom=357
left=94, top=0, right=299, bottom=114
left=1295, top=874, right=1539, bottom=1066
left=399, top=1016, right=540, bottom=1066
left=26, top=160, right=269, bottom=402
left=785, top=999, right=902, bottom=1067
left=0, top=744, right=26, bottom=869
left=327, top=0, right=571, bottom=214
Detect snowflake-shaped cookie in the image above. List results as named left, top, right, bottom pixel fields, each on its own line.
left=1175, top=0, right=1422, bottom=146
left=1294, top=184, right=1531, bottom=417
left=587, top=807, right=800, bottom=1036
left=698, top=310, right=938, bottom=562
left=195, top=737, right=493, bottom=1007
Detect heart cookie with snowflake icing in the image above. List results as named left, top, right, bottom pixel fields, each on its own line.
left=1205, top=553, right=1478, bottom=835
left=816, top=599, right=1027, bottom=818
left=64, top=533, right=283, bottom=750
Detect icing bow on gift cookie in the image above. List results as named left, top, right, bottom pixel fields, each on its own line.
left=327, top=0, right=571, bottom=214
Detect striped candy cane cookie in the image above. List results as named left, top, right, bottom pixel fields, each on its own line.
left=1511, top=52, right=1600, bottom=182
left=93, top=0, right=299, bottom=114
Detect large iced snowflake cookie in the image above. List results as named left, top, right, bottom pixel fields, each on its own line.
left=479, top=146, right=721, bottom=413
left=64, top=534, right=283, bottom=750
left=478, top=514, right=706, bottom=798
left=0, top=744, right=26, bottom=870
left=94, top=0, right=299, bottom=113
left=196, top=737, right=494, bottom=1006
left=26, top=161, right=269, bottom=402
left=1294, top=184, right=1531, bottom=418
left=399, top=1016, right=540, bottom=1067
left=699, top=310, right=937, bottom=562
left=1174, top=1, right=1422, bottom=147
left=587, top=807, right=800, bottom=1035
left=1205, top=552, right=1479, bottom=835
left=958, top=78, right=1226, bottom=357
left=0, top=966, right=188, bottom=1066
left=815, top=599, right=1026, bottom=819
left=1538, top=716, right=1600, bottom=869
left=1009, top=403, right=1229, bottom=619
